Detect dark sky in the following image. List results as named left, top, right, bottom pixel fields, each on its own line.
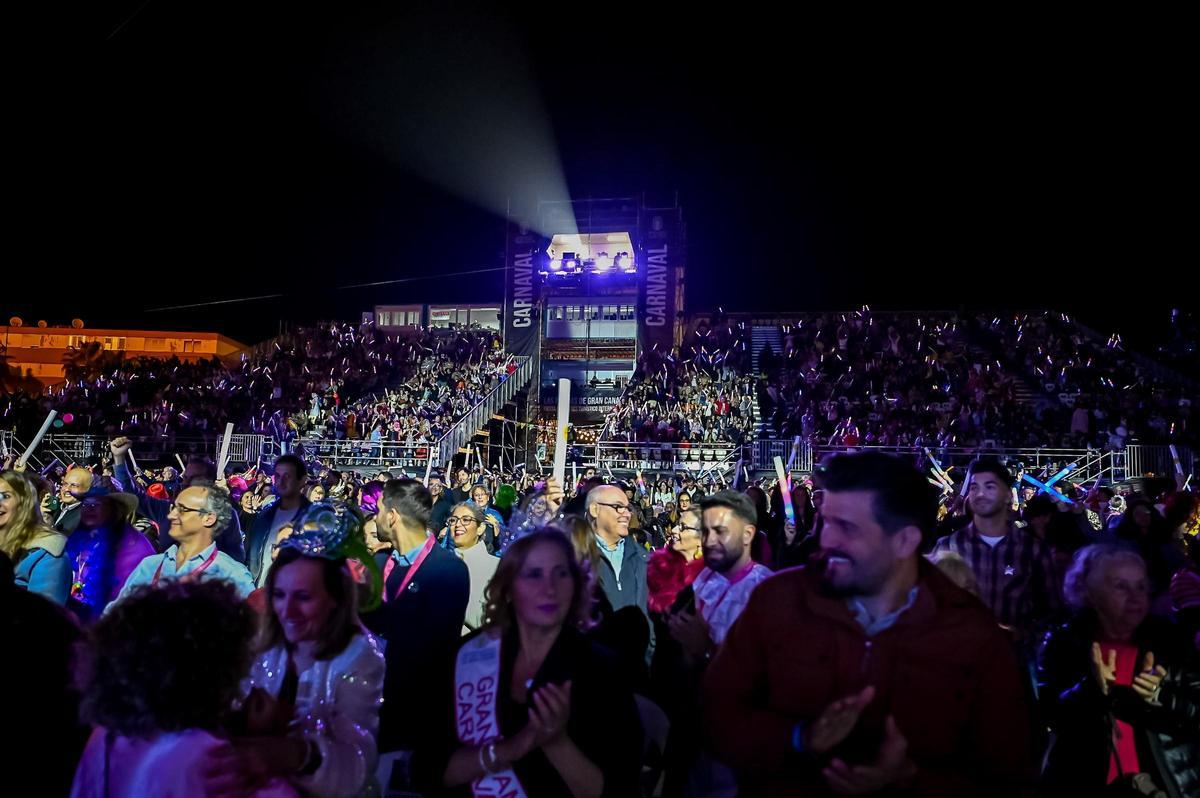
left=7, top=4, right=1192, bottom=351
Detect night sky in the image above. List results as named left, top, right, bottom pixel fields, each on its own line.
left=7, top=4, right=1191, bottom=352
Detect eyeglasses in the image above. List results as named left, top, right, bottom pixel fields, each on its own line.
left=171, top=503, right=206, bottom=515
left=595, top=502, right=632, bottom=515
left=447, top=516, right=478, bottom=527
left=679, top=524, right=701, bottom=534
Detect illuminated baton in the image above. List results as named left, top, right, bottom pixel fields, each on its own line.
left=1170, top=445, right=1184, bottom=476
left=635, top=470, right=648, bottom=496
left=785, top=436, right=801, bottom=471
left=552, top=379, right=570, bottom=488
left=16, top=410, right=57, bottom=470
left=423, top=448, right=435, bottom=487
left=773, top=456, right=795, bottom=524
left=127, top=449, right=142, bottom=475
left=175, top=453, right=186, bottom=471
left=216, top=422, right=235, bottom=478
left=1022, top=473, right=1074, bottom=504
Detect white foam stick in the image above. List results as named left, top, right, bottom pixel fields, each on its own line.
left=175, top=453, right=186, bottom=470
left=785, top=435, right=801, bottom=471
left=217, top=422, right=235, bottom=477
left=475, top=445, right=485, bottom=471
left=423, top=448, right=435, bottom=487
left=1170, top=445, right=1184, bottom=475
left=127, top=449, right=141, bottom=475
left=572, top=460, right=578, bottom=489
left=17, top=410, right=57, bottom=469
left=552, top=378, right=570, bottom=488
left=0, top=435, right=9, bottom=459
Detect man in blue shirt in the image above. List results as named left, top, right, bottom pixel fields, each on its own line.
left=112, top=480, right=254, bottom=605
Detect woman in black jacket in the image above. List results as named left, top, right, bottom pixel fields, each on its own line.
left=1038, top=544, right=1200, bottom=797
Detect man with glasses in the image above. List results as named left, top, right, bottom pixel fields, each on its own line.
left=427, top=473, right=454, bottom=533
left=110, top=437, right=245, bottom=561
left=111, top=480, right=253, bottom=605
left=586, top=484, right=650, bottom=626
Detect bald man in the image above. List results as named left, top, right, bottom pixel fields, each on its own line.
left=586, top=484, right=650, bottom=619
left=53, top=467, right=94, bottom=535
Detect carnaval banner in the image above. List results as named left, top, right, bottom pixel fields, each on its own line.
left=503, top=219, right=540, bottom=360
left=638, top=208, right=680, bottom=356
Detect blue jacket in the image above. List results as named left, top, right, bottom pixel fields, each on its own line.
left=114, top=461, right=245, bottom=563
left=15, top=532, right=71, bottom=605
left=246, top=497, right=312, bottom=584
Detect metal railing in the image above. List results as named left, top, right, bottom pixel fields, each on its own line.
left=289, top=438, right=434, bottom=472
left=595, top=442, right=745, bottom=474
left=434, top=357, right=533, bottom=465
left=749, top=440, right=1196, bottom=484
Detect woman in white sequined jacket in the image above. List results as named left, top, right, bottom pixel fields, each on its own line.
left=235, top=544, right=386, bottom=797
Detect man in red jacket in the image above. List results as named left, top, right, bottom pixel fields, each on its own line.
left=703, top=451, right=1035, bottom=797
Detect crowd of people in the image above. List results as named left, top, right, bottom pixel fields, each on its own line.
left=1, top=324, right=503, bottom=456
left=602, top=317, right=756, bottom=446
left=4, top=427, right=1200, bottom=796
left=759, top=309, right=1197, bottom=453
left=977, top=312, right=1197, bottom=450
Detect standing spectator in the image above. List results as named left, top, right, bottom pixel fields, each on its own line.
left=360, top=479, right=469, bottom=793
left=247, top=455, right=312, bottom=586
left=70, top=580, right=263, bottom=797
left=113, top=481, right=254, bottom=603
left=0, top=469, right=70, bottom=604
left=51, top=466, right=94, bottom=535
left=1039, top=545, right=1199, bottom=796
left=64, top=485, right=155, bottom=620
left=705, top=452, right=1035, bottom=796
left=432, top=531, right=642, bottom=797
left=448, top=502, right=499, bottom=634
left=933, top=460, right=1063, bottom=642
left=222, top=513, right=386, bottom=798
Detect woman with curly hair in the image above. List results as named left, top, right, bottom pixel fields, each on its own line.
left=435, top=530, right=641, bottom=798
left=0, top=469, right=70, bottom=604
left=70, top=579, right=284, bottom=797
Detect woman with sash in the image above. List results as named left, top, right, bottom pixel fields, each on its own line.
left=439, top=530, right=642, bottom=797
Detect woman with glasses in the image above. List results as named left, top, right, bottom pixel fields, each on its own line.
left=647, top=507, right=705, bottom=616
left=448, top=502, right=499, bottom=634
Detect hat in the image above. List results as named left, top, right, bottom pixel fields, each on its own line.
left=74, top=484, right=139, bottom=520
left=281, top=501, right=382, bottom=611
left=146, top=483, right=170, bottom=501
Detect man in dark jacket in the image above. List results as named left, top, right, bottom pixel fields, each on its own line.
left=245, top=454, right=310, bottom=585
left=705, top=452, right=1035, bottom=797
left=361, top=479, right=469, bottom=791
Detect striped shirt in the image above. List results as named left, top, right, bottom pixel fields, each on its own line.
left=932, top=522, right=1062, bottom=637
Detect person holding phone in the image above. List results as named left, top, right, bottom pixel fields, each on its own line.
left=434, top=530, right=641, bottom=797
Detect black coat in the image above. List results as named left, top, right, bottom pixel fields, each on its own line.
left=361, top=544, right=470, bottom=754
left=1038, top=610, right=1200, bottom=797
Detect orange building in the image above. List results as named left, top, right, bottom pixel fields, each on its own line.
left=1, top=324, right=248, bottom=387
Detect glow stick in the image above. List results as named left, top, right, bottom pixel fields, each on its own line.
left=1170, top=445, right=1184, bottom=475
left=552, top=379, right=570, bottom=488
left=423, top=448, right=435, bottom=487
left=127, top=449, right=141, bottom=475
left=773, top=456, right=795, bottom=524
left=216, top=423, right=235, bottom=477
left=16, top=410, right=56, bottom=469
left=636, top=469, right=648, bottom=496
left=175, top=453, right=186, bottom=470
left=785, top=435, right=801, bottom=471
left=1022, top=473, right=1074, bottom=504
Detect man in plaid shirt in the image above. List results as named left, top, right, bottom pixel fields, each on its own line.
left=932, top=460, right=1063, bottom=642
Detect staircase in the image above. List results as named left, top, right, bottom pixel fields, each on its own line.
left=751, top=325, right=783, bottom=375
left=750, top=326, right=784, bottom=439
left=968, top=343, right=1040, bottom=410
left=434, top=357, right=535, bottom=468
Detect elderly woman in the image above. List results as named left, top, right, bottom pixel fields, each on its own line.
left=434, top=531, right=641, bottom=797
left=1038, top=544, right=1200, bottom=796
left=447, top=502, right=499, bottom=634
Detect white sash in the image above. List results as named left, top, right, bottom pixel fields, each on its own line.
left=455, top=632, right=528, bottom=798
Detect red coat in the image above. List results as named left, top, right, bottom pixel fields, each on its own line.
left=703, top=560, right=1035, bottom=797
left=646, top=548, right=705, bottom=615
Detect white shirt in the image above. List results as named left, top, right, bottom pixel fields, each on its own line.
left=692, top=561, right=773, bottom=644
